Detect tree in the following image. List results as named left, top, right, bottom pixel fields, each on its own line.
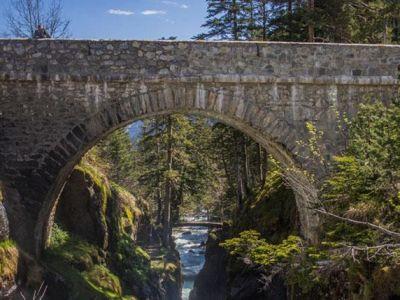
left=97, top=128, right=139, bottom=191
left=5, top=0, right=70, bottom=38
left=195, top=0, right=245, bottom=40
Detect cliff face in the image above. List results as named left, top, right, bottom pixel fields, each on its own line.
left=189, top=230, right=227, bottom=300
left=189, top=229, right=287, bottom=300
left=43, top=161, right=181, bottom=300
left=55, top=165, right=110, bottom=249
left=190, top=173, right=297, bottom=300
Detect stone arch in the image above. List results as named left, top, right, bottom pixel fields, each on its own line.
left=1, top=40, right=399, bottom=257
left=24, top=82, right=321, bottom=257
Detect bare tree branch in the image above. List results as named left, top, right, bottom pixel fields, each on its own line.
left=314, top=208, right=400, bottom=240
left=4, top=0, right=70, bottom=38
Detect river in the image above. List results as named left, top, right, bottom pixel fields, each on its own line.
left=172, top=225, right=208, bottom=300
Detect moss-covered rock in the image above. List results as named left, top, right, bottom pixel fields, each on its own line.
left=107, top=183, right=143, bottom=252
left=150, top=246, right=182, bottom=300
left=235, top=169, right=299, bottom=243
left=56, top=162, right=110, bottom=249
left=50, top=158, right=181, bottom=299
left=0, top=240, right=19, bottom=297
left=44, top=226, right=131, bottom=300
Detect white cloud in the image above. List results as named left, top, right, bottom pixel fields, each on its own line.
left=142, top=10, right=167, bottom=15
left=162, top=1, right=189, bottom=9
left=108, top=9, right=134, bottom=16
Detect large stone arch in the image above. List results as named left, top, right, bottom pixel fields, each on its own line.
left=0, top=40, right=399, bottom=257
left=34, top=81, right=321, bottom=256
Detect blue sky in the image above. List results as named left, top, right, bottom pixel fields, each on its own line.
left=0, top=0, right=207, bottom=40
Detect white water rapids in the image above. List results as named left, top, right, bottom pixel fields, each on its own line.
left=172, top=220, right=209, bottom=300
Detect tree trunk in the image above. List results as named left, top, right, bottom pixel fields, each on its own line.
left=232, top=0, right=239, bottom=40
left=258, top=144, right=264, bottom=184
left=261, top=1, right=267, bottom=41
left=156, top=120, right=162, bottom=225
left=243, top=136, right=250, bottom=192
left=235, top=135, right=244, bottom=211
left=308, top=0, right=315, bottom=42
left=162, top=116, right=173, bottom=247
left=262, top=148, right=268, bottom=183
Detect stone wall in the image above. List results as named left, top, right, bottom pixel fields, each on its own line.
left=0, top=39, right=399, bottom=256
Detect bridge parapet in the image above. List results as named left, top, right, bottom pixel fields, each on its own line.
left=0, top=39, right=399, bottom=85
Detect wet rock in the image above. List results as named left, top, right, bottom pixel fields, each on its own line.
left=229, top=266, right=287, bottom=300
left=189, top=230, right=228, bottom=300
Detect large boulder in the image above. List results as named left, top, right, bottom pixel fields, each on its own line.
left=56, top=164, right=109, bottom=249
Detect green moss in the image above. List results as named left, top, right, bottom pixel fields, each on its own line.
left=45, top=230, right=131, bottom=299
left=83, top=265, right=123, bottom=297
left=76, top=161, right=111, bottom=215
left=107, top=182, right=143, bottom=255
left=112, top=237, right=151, bottom=284
left=0, top=239, right=15, bottom=250
left=46, top=230, right=101, bottom=271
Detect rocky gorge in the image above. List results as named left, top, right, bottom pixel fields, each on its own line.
left=0, top=156, right=182, bottom=300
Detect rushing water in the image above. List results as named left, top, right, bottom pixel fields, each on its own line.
left=172, top=225, right=208, bottom=300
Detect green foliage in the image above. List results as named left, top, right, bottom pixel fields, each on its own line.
left=198, top=0, right=400, bottom=44
left=97, top=128, right=137, bottom=188
left=49, top=223, right=70, bottom=248
left=323, top=101, right=400, bottom=239
left=221, top=230, right=302, bottom=267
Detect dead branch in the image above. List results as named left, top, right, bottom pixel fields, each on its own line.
left=314, top=208, right=400, bottom=240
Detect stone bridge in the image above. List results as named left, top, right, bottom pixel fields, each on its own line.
left=174, top=221, right=223, bottom=228
left=0, top=39, right=399, bottom=257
